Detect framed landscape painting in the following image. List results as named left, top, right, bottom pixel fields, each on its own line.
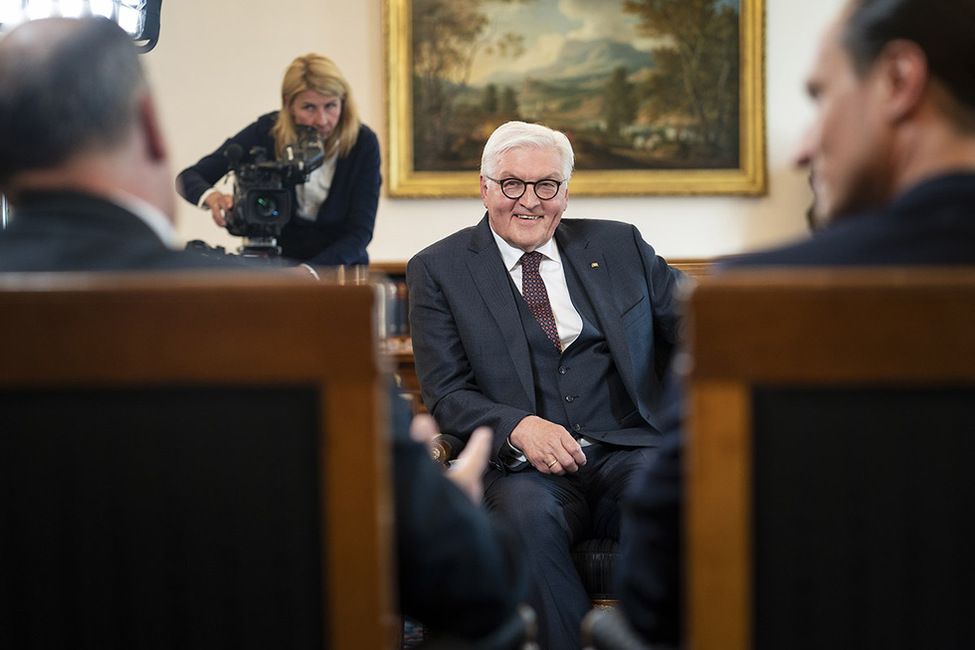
left=384, top=0, right=765, bottom=197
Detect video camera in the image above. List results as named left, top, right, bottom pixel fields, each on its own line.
left=222, top=124, right=325, bottom=256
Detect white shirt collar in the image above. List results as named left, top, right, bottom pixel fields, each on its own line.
left=111, top=191, right=179, bottom=249
left=489, top=223, right=562, bottom=271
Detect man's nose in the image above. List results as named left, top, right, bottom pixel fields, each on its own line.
left=793, top=123, right=815, bottom=168
left=519, top=190, right=541, bottom=209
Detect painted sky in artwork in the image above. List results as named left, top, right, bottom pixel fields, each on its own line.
left=469, top=0, right=739, bottom=86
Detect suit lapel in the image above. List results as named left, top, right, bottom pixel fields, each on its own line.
left=466, top=216, right=537, bottom=407
left=557, top=223, right=640, bottom=403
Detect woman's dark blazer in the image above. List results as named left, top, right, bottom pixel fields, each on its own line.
left=176, top=113, right=381, bottom=265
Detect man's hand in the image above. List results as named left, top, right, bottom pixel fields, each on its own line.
left=509, top=415, right=587, bottom=475
left=409, top=413, right=440, bottom=454
left=410, top=414, right=491, bottom=503
left=448, top=426, right=491, bottom=503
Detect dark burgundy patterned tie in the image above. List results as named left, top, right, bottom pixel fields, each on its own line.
left=520, top=251, right=562, bottom=353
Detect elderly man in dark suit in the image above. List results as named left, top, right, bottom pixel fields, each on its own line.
left=407, top=120, right=688, bottom=648
left=617, top=0, right=975, bottom=646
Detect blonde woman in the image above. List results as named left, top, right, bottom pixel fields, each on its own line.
left=177, top=54, right=380, bottom=265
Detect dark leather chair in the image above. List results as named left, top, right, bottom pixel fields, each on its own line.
left=571, top=538, right=619, bottom=606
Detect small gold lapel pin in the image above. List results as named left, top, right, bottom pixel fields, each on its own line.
left=591, top=262, right=599, bottom=268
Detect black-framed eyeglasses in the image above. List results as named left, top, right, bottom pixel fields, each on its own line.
left=485, top=176, right=566, bottom=200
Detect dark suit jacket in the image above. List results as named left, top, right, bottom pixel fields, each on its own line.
left=617, top=171, right=975, bottom=646
left=406, top=215, right=687, bottom=461
left=0, top=192, right=244, bottom=272
left=175, top=113, right=381, bottom=266
left=721, top=172, right=975, bottom=266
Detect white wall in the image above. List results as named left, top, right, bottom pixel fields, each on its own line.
left=142, top=0, right=847, bottom=262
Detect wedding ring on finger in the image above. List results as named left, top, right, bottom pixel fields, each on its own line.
left=547, top=458, right=558, bottom=468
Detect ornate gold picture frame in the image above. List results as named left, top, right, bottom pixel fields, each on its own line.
left=384, top=0, right=765, bottom=198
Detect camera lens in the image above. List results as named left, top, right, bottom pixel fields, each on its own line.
left=255, top=196, right=280, bottom=220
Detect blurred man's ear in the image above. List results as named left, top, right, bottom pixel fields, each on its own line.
left=878, top=39, right=929, bottom=124
left=137, top=94, right=167, bottom=162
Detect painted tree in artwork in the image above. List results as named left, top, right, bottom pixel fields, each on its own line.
left=623, top=0, right=740, bottom=161
left=412, top=0, right=485, bottom=168
left=412, top=0, right=526, bottom=169
left=604, top=66, right=639, bottom=140
left=411, top=0, right=532, bottom=169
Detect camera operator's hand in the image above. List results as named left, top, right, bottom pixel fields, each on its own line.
left=202, top=191, right=234, bottom=227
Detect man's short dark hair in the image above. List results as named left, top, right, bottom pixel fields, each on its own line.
left=0, top=17, right=145, bottom=185
left=843, top=0, right=975, bottom=118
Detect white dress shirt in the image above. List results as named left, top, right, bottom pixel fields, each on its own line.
left=490, top=227, right=592, bottom=459
left=489, top=227, right=584, bottom=350
left=295, top=152, right=338, bottom=221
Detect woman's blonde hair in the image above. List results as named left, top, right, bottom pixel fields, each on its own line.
left=270, top=53, right=361, bottom=159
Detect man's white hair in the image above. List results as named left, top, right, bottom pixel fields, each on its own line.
left=480, top=121, right=575, bottom=181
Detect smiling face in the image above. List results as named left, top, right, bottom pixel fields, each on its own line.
left=287, top=90, right=342, bottom=140
left=481, top=146, right=568, bottom=252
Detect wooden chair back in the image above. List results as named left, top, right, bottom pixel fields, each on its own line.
left=0, top=272, right=395, bottom=649
left=685, top=267, right=975, bottom=650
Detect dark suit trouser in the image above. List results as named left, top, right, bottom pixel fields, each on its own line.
left=483, top=443, right=657, bottom=650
